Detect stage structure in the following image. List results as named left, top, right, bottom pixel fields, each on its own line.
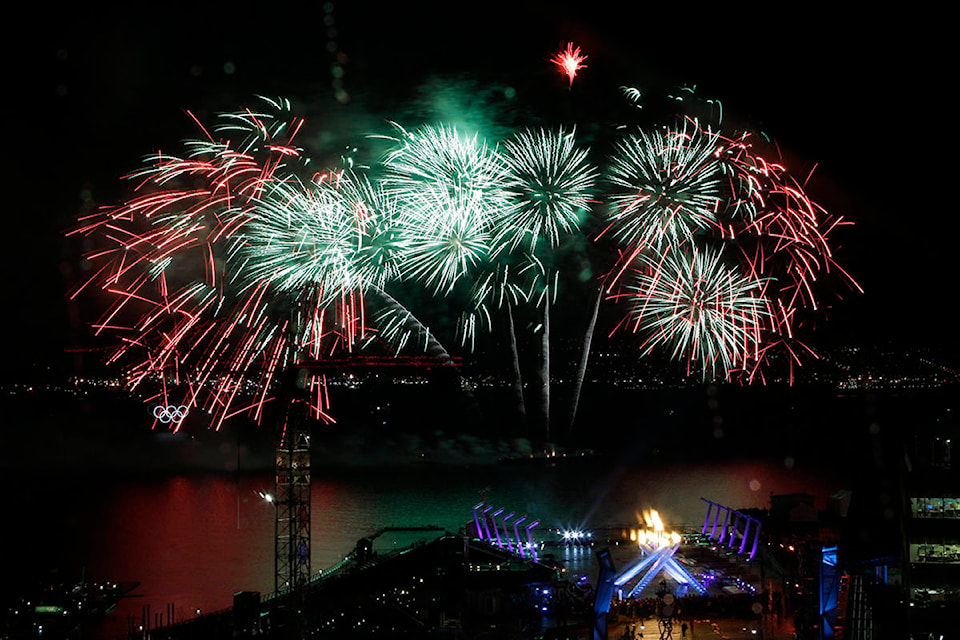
left=615, top=510, right=706, bottom=598
left=472, top=503, right=541, bottom=562
left=593, top=510, right=704, bottom=640
left=592, top=549, right=617, bottom=640
left=820, top=545, right=840, bottom=638
left=614, top=543, right=707, bottom=598
left=700, top=498, right=762, bottom=560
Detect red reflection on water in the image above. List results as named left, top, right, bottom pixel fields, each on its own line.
left=86, top=475, right=273, bottom=639
left=44, top=459, right=842, bottom=639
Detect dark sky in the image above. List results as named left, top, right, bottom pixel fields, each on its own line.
left=2, top=3, right=954, bottom=376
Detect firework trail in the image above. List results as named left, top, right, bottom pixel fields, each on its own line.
left=68, top=98, right=414, bottom=430
left=494, top=126, right=599, bottom=438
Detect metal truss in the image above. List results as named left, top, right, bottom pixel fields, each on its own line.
left=275, top=402, right=311, bottom=596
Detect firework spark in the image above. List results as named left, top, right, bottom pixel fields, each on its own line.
left=622, top=244, right=767, bottom=379
left=496, top=127, right=598, bottom=253
left=551, top=43, right=587, bottom=89
left=603, top=114, right=859, bottom=381
left=603, top=120, right=722, bottom=252
left=69, top=99, right=395, bottom=429
left=378, top=123, right=507, bottom=295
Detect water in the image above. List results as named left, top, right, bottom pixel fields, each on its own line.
left=2, top=456, right=843, bottom=639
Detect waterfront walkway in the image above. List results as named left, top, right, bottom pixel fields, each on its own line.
left=607, top=615, right=795, bottom=639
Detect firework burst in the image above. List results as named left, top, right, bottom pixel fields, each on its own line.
left=379, top=123, right=507, bottom=296
left=603, top=114, right=859, bottom=382
left=622, top=245, right=767, bottom=379
left=240, top=171, right=404, bottom=298
left=69, top=99, right=390, bottom=429
left=713, top=128, right=860, bottom=313
left=380, top=122, right=506, bottom=207
left=393, top=187, right=494, bottom=295
left=603, top=120, right=723, bottom=252
left=496, top=127, right=598, bottom=254
left=551, top=43, right=588, bottom=89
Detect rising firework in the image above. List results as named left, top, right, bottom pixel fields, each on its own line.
left=494, top=126, right=599, bottom=438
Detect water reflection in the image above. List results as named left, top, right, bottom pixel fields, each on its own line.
left=8, top=457, right=841, bottom=639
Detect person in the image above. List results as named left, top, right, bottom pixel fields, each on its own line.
left=681, top=621, right=687, bottom=637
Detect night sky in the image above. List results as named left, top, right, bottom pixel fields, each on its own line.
left=3, top=3, right=954, bottom=378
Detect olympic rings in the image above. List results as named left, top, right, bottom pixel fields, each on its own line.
left=153, top=405, right=189, bottom=423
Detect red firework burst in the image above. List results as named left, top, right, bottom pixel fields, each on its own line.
left=550, top=42, right=587, bottom=89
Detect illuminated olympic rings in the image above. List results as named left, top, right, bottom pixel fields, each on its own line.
left=153, top=405, right=189, bottom=423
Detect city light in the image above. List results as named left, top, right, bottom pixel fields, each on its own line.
left=561, top=529, right=593, bottom=543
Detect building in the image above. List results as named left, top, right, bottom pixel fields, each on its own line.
left=903, top=420, right=960, bottom=636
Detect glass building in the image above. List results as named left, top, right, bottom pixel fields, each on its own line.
left=904, top=424, right=960, bottom=634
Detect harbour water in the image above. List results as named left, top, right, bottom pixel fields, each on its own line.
left=5, top=377, right=926, bottom=638
left=3, top=455, right=844, bottom=639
